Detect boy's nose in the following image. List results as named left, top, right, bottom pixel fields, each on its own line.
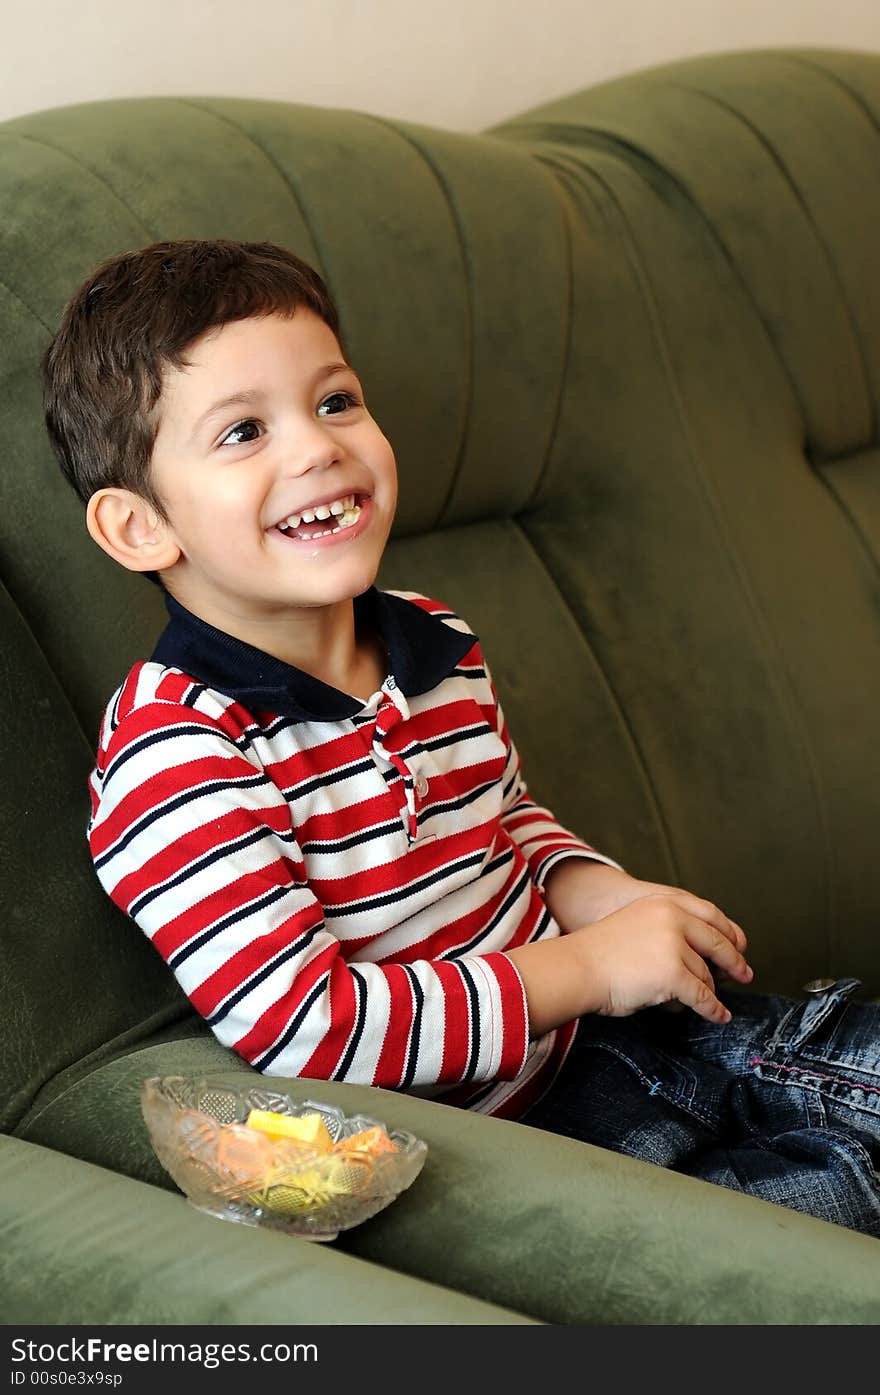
left=280, top=423, right=343, bottom=478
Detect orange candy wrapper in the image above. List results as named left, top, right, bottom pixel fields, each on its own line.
left=339, top=1126, right=398, bottom=1157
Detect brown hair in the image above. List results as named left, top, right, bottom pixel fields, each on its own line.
left=41, top=238, right=344, bottom=586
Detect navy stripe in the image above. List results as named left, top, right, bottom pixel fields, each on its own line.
left=94, top=772, right=271, bottom=871
left=301, top=819, right=405, bottom=855
left=533, top=847, right=599, bottom=885
left=457, top=959, right=481, bottom=1082
left=168, top=881, right=300, bottom=970
left=399, top=964, right=423, bottom=1090
left=418, top=777, right=501, bottom=826
left=422, top=723, right=493, bottom=754
left=207, top=924, right=323, bottom=1025
left=254, top=976, right=328, bottom=1070
left=327, top=849, right=487, bottom=917
left=102, top=722, right=250, bottom=790
left=333, top=966, right=368, bottom=1079
left=439, top=859, right=527, bottom=958
left=109, top=681, right=125, bottom=733
left=128, top=823, right=295, bottom=918
left=282, top=757, right=376, bottom=802
left=501, top=770, right=521, bottom=802
left=530, top=903, right=554, bottom=941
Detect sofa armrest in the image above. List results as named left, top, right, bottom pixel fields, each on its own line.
left=16, top=1036, right=880, bottom=1324
left=0, top=1134, right=536, bottom=1325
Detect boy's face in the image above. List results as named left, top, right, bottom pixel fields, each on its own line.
left=145, top=309, right=397, bottom=632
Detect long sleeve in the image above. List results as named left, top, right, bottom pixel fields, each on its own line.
left=478, top=656, right=626, bottom=890
left=88, top=680, right=528, bottom=1090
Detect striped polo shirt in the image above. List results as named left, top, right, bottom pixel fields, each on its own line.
left=87, top=587, right=624, bottom=1119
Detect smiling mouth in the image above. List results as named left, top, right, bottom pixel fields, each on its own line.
left=274, top=494, right=364, bottom=542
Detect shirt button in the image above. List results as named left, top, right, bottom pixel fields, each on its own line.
left=802, top=978, right=836, bottom=995
left=415, top=775, right=429, bottom=799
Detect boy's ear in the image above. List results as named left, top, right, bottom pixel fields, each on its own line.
left=86, top=488, right=181, bottom=575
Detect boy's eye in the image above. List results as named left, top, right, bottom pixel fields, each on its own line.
left=219, top=419, right=262, bottom=447
left=317, top=390, right=361, bottom=416
left=218, top=392, right=360, bottom=446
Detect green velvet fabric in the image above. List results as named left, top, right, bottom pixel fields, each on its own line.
left=15, top=1044, right=880, bottom=1324
left=0, top=1135, right=536, bottom=1324
left=2, top=47, right=880, bottom=1322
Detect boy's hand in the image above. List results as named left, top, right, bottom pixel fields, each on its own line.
left=543, top=863, right=748, bottom=975
left=568, top=892, right=753, bottom=1023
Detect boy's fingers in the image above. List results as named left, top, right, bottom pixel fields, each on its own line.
left=678, top=949, right=730, bottom=1023
left=683, top=916, right=753, bottom=983
left=669, top=892, right=747, bottom=953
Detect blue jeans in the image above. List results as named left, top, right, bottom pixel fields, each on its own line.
left=519, top=978, right=880, bottom=1236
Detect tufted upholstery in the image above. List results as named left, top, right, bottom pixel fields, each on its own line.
left=2, top=49, right=880, bottom=1322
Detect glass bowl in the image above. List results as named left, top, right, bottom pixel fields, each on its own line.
left=141, top=1075, right=428, bottom=1242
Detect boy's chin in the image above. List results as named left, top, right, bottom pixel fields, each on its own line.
left=271, top=563, right=382, bottom=610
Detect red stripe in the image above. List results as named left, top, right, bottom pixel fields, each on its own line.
left=371, top=963, right=415, bottom=1086
left=297, top=790, right=404, bottom=843
left=424, top=757, right=507, bottom=803
left=108, top=802, right=296, bottom=911
left=308, top=819, right=496, bottom=907
left=406, top=595, right=450, bottom=615
left=483, top=951, right=529, bottom=1077
left=90, top=748, right=267, bottom=859
left=432, top=960, right=471, bottom=1080
left=190, top=901, right=325, bottom=1016
left=297, top=954, right=356, bottom=1078
left=151, top=859, right=302, bottom=960
left=373, top=856, right=530, bottom=964
left=155, top=670, right=193, bottom=705
left=266, top=727, right=372, bottom=787
left=233, top=938, right=338, bottom=1062
left=383, top=698, right=489, bottom=747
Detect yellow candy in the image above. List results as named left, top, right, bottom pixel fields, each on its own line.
left=250, top=1153, right=374, bottom=1216
left=251, top=1172, right=329, bottom=1215
left=245, top=1109, right=333, bottom=1151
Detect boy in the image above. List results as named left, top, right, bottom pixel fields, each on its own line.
left=43, top=239, right=880, bottom=1232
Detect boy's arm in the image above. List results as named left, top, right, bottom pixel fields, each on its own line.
left=89, top=698, right=529, bottom=1090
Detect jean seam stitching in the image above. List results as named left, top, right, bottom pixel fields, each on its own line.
left=579, top=1040, right=719, bottom=1132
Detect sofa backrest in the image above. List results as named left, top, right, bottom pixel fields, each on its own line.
left=2, top=49, right=879, bottom=1126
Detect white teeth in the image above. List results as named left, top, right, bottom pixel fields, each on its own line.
left=274, top=497, right=363, bottom=537
left=278, top=495, right=358, bottom=530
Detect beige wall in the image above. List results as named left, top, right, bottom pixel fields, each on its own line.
left=4, top=0, right=880, bottom=130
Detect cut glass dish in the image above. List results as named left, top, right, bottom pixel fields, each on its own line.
left=141, top=1075, right=428, bottom=1242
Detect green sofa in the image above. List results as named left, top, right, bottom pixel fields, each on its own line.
left=2, top=47, right=880, bottom=1326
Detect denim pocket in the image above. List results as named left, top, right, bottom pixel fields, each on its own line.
left=755, top=978, right=880, bottom=1126
left=570, top=1013, right=729, bottom=1133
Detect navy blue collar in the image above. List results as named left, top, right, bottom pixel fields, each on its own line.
left=150, top=587, right=476, bottom=721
